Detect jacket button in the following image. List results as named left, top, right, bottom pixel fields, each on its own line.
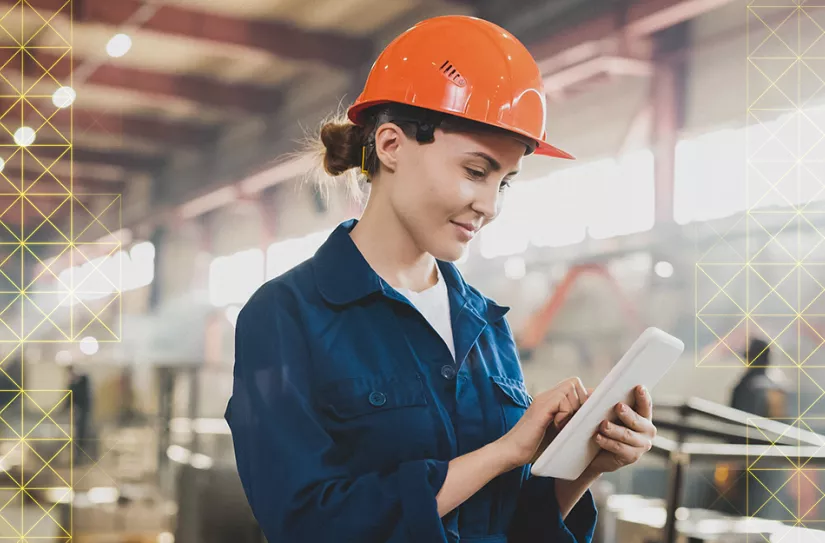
left=440, top=365, right=457, bottom=380
left=368, top=391, right=387, bottom=407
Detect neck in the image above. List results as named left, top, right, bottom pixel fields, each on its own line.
left=350, top=195, right=437, bottom=293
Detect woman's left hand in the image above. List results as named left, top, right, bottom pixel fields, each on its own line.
left=588, top=385, right=656, bottom=474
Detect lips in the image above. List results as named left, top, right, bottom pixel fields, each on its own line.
left=451, top=221, right=479, bottom=241
left=451, top=221, right=478, bottom=234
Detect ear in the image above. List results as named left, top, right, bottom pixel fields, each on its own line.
left=373, top=122, right=406, bottom=174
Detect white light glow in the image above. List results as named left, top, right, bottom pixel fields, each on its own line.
left=88, top=487, right=118, bottom=504
left=479, top=150, right=654, bottom=257
left=157, top=532, right=175, bottom=543
left=209, top=249, right=264, bottom=307
left=170, top=417, right=231, bottom=436
left=504, top=257, right=526, bottom=280
left=106, top=33, right=132, bottom=58
left=0, top=157, right=5, bottom=173
left=52, top=86, right=76, bottom=109
left=266, top=229, right=331, bottom=280
left=673, top=110, right=825, bottom=225
left=45, top=487, right=74, bottom=504
left=167, top=445, right=191, bottom=464
left=57, top=241, right=155, bottom=307
left=190, top=453, right=213, bottom=470
left=14, top=126, right=35, bottom=147
left=225, top=305, right=241, bottom=328
left=55, top=350, right=72, bottom=366
left=654, top=261, right=674, bottom=278
left=587, top=150, right=655, bottom=239
left=79, top=336, right=98, bottom=356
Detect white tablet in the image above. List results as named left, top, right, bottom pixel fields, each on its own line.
left=530, top=327, right=684, bottom=480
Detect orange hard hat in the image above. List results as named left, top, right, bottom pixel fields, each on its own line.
left=347, top=15, right=573, bottom=159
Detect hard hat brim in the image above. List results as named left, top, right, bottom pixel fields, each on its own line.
left=348, top=100, right=575, bottom=160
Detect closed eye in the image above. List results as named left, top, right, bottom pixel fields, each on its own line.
left=465, top=167, right=486, bottom=180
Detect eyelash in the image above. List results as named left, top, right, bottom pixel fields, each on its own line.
left=465, top=167, right=512, bottom=191
left=465, top=167, right=486, bottom=180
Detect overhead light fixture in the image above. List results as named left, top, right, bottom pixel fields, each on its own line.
left=88, top=487, right=119, bottom=504
left=654, top=261, right=674, bottom=279
left=190, top=453, right=213, bottom=470
left=167, top=445, right=191, bottom=464
left=79, top=336, right=98, bottom=356
left=106, top=33, right=132, bottom=58
left=14, top=127, right=35, bottom=147
left=52, top=86, right=76, bottom=109
left=45, top=487, right=74, bottom=504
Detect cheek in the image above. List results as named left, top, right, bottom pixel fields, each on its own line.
left=415, top=168, right=470, bottom=210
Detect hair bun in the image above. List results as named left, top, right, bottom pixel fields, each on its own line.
left=320, top=122, right=364, bottom=176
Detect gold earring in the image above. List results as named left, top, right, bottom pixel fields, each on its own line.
left=361, top=146, right=369, bottom=176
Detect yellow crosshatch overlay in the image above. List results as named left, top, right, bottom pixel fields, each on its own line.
left=0, top=0, right=124, bottom=540
left=696, top=0, right=825, bottom=533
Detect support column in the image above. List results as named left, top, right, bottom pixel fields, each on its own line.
left=651, top=22, right=689, bottom=225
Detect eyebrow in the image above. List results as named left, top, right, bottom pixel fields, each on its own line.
left=464, top=151, right=520, bottom=177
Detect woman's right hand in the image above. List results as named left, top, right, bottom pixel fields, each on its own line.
left=495, top=377, right=588, bottom=470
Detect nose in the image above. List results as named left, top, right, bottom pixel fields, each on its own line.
left=470, top=183, right=501, bottom=221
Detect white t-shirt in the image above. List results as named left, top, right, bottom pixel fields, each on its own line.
left=395, top=265, right=456, bottom=360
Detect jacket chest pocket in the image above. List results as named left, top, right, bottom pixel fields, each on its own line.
left=317, top=374, right=437, bottom=467
left=491, top=375, right=532, bottom=433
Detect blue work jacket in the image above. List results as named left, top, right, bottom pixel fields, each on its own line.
left=225, top=218, right=597, bottom=543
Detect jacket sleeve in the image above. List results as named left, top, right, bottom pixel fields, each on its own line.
left=224, top=289, right=450, bottom=543
left=507, top=470, right=597, bottom=543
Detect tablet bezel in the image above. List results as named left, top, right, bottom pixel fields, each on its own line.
left=529, top=327, right=685, bottom=480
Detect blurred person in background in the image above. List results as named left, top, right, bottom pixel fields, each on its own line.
left=66, top=365, right=93, bottom=460
left=731, top=338, right=788, bottom=520
left=730, top=338, right=787, bottom=417
left=713, top=338, right=789, bottom=519
left=226, top=15, right=659, bottom=543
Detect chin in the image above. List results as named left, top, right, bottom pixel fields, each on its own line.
left=429, top=242, right=467, bottom=263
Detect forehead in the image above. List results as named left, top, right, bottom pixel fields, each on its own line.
left=435, top=129, right=525, bottom=167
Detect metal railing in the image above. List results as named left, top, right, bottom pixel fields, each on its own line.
left=651, top=397, right=825, bottom=543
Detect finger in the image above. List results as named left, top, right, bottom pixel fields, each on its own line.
left=634, top=385, right=653, bottom=420
left=572, top=378, right=588, bottom=404
left=565, top=388, right=582, bottom=412
left=616, top=403, right=657, bottom=437
left=594, top=433, right=642, bottom=462
left=599, top=420, right=652, bottom=450
left=553, top=396, right=573, bottom=426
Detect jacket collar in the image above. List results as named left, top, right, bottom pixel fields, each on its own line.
left=313, top=219, right=383, bottom=305
left=313, top=219, right=510, bottom=322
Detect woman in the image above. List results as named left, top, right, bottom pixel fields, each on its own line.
left=225, top=15, right=657, bottom=543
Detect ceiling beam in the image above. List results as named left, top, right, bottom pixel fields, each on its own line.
left=18, top=0, right=373, bottom=69
left=0, top=96, right=220, bottom=148
left=529, top=0, right=735, bottom=74
left=51, top=108, right=220, bottom=148
left=27, top=144, right=165, bottom=172
left=0, top=194, right=72, bottom=227
left=87, top=0, right=373, bottom=69
left=0, top=167, right=124, bottom=194
left=3, top=49, right=282, bottom=114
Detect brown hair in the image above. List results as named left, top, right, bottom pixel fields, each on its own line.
left=304, top=103, right=531, bottom=203
left=304, top=105, right=416, bottom=203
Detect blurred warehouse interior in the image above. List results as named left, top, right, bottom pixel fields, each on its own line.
left=0, top=0, right=820, bottom=541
